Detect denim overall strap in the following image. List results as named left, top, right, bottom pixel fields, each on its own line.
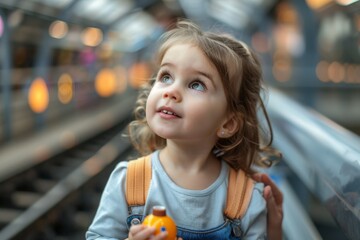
left=126, top=205, right=145, bottom=229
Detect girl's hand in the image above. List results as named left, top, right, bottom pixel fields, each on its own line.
left=252, top=173, right=283, bottom=240
left=128, top=224, right=169, bottom=240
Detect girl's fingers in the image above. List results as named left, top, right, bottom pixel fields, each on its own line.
left=129, top=224, right=146, bottom=235
left=129, top=225, right=156, bottom=240
left=149, top=231, right=168, bottom=240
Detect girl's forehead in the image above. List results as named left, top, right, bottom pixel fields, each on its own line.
left=161, top=43, right=209, bottom=65
left=161, top=44, right=215, bottom=72
left=163, top=42, right=199, bottom=54
left=162, top=40, right=197, bottom=54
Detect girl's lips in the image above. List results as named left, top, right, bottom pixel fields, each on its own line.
left=157, top=107, right=181, bottom=118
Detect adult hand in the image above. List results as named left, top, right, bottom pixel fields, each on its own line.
left=252, top=173, right=283, bottom=240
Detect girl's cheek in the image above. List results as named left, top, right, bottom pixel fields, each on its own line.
left=146, top=95, right=156, bottom=121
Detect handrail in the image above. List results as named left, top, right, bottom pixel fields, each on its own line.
left=0, top=92, right=136, bottom=183
left=266, top=88, right=360, bottom=240
left=0, top=128, right=133, bottom=240
left=278, top=176, right=322, bottom=240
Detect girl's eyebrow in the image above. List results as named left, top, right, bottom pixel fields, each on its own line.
left=159, top=62, right=172, bottom=68
left=195, top=70, right=215, bottom=85
left=160, top=62, right=216, bottom=86
left=160, top=62, right=176, bottom=69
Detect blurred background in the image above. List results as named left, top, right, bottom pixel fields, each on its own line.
left=0, top=0, right=359, bottom=239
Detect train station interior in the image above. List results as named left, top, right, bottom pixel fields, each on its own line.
left=0, top=0, right=359, bottom=239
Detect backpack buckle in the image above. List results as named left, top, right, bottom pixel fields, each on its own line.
left=126, top=214, right=143, bottom=229
left=230, top=219, right=243, bottom=238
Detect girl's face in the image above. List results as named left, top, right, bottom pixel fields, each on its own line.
left=146, top=43, right=229, bottom=145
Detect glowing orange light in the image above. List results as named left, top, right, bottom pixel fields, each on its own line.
left=28, top=77, right=49, bottom=113
left=129, top=62, right=152, bottom=89
left=272, top=52, right=292, bottom=82
left=58, top=73, right=73, bottom=104
left=95, top=68, right=117, bottom=97
left=99, top=42, right=113, bottom=60
left=114, top=65, right=127, bottom=93
left=82, top=27, right=103, bottom=47
left=276, top=2, right=298, bottom=24
left=316, top=61, right=329, bottom=82
left=305, top=0, right=332, bottom=10
left=328, top=61, right=345, bottom=83
left=273, top=60, right=292, bottom=82
left=49, top=20, right=68, bottom=39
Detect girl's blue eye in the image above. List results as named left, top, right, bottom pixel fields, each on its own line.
left=160, top=75, right=173, bottom=84
left=189, top=81, right=206, bottom=91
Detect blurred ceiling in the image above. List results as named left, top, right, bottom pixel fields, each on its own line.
left=0, top=0, right=277, bottom=30
left=1, top=0, right=359, bottom=40
left=0, top=0, right=279, bottom=51
left=178, top=0, right=276, bottom=30
left=0, top=0, right=360, bottom=53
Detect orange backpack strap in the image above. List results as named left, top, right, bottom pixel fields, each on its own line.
left=125, top=155, right=152, bottom=206
left=125, top=155, right=253, bottom=218
left=224, top=167, right=254, bottom=219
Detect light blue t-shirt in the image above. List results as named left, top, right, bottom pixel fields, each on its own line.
left=86, top=151, right=267, bottom=239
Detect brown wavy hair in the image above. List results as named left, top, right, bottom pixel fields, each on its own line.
left=128, top=20, right=280, bottom=174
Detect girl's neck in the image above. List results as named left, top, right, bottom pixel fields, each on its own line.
left=161, top=141, right=214, bottom=170
left=158, top=141, right=221, bottom=190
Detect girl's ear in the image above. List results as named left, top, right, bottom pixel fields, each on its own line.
left=217, top=114, right=240, bottom=138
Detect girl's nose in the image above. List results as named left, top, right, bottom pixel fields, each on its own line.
left=163, top=86, right=182, bottom=102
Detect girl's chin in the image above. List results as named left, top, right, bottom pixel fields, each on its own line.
left=154, top=131, right=182, bottom=140
left=154, top=132, right=173, bottom=139
left=150, top=126, right=176, bottom=138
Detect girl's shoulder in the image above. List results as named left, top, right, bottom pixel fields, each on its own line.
left=103, top=161, right=129, bottom=189
left=113, top=159, right=129, bottom=174
left=111, top=155, right=149, bottom=180
left=114, top=154, right=147, bottom=172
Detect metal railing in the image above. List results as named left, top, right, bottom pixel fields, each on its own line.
left=266, top=88, right=360, bottom=240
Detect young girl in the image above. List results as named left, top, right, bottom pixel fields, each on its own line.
left=87, top=20, right=280, bottom=240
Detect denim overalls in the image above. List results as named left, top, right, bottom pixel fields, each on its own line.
left=126, top=207, right=244, bottom=240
